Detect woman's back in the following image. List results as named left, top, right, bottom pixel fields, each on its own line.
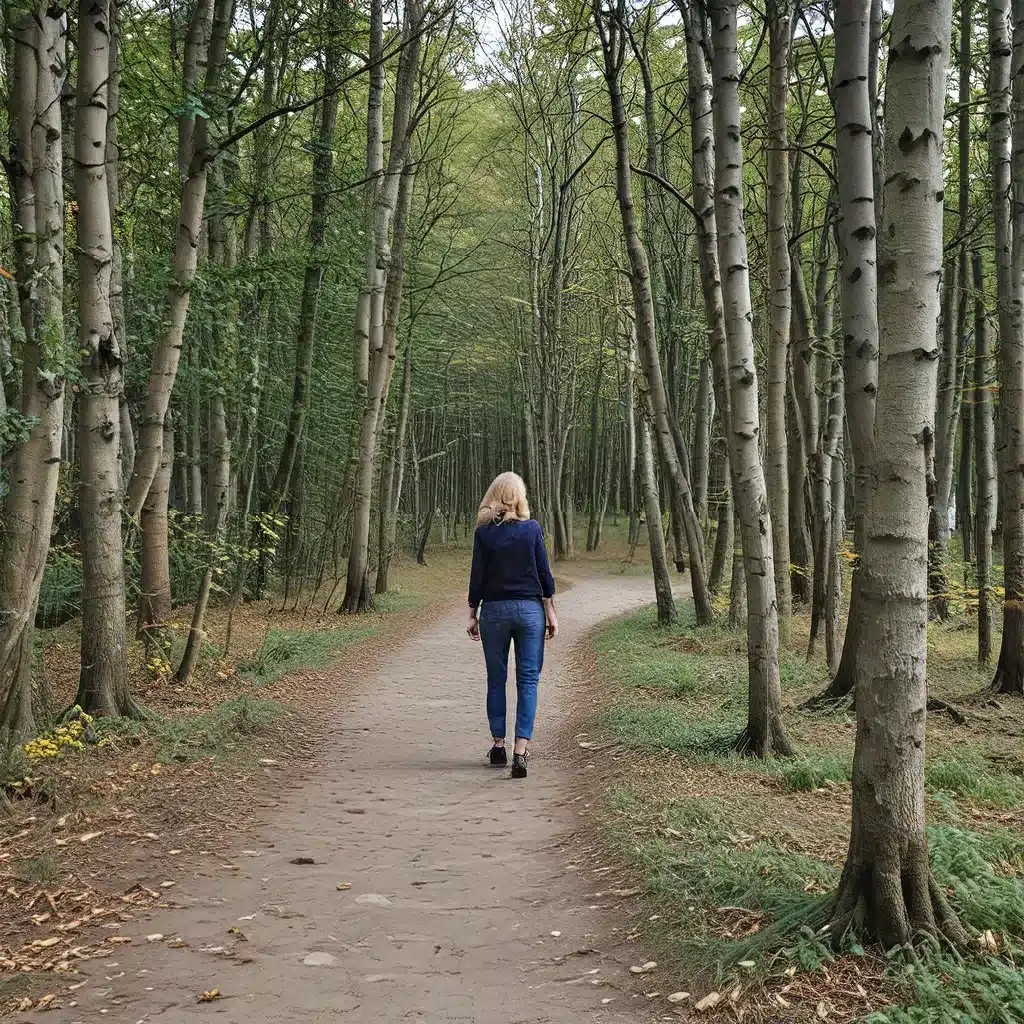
left=469, top=518, right=555, bottom=606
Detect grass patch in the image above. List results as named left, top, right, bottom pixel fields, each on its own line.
left=926, top=752, right=1024, bottom=809
left=238, top=626, right=377, bottom=686
left=14, top=854, right=59, bottom=886
left=603, top=702, right=739, bottom=756
left=775, top=752, right=852, bottom=791
left=589, top=601, right=1024, bottom=1021
left=151, top=695, right=284, bottom=763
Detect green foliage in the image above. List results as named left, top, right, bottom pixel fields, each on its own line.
left=36, top=546, right=83, bottom=627
left=150, top=695, right=283, bottom=763
left=776, top=753, right=852, bottom=791
left=602, top=702, right=739, bottom=756
left=929, top=826, right=1024, bottom=934
left=926, top=753, right=1024, bottom=809
left=860, top=945, right=1024, bottom=1024
left=238, top=625, right=377, bottom=686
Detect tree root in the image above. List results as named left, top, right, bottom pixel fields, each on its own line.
left=925, top=698, right=967, bottom=726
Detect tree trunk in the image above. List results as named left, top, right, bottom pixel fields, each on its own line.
left=709, top=0, right=791, bottom=757
left=73, top=0, right=138, bottom=719
left=376, top=338, right=413, bottom=595
left=709, top=477, right=734, bottom=597
left=342, top=140, right=420, bottom=613
left=765, top=0, right=793, bottom=632
left=974, top=252, right=996, bottom=665
left=825, top=0, right=965, bottom=948
left=692, top=355, right=713, bottom=534
left=139, top=424, right=174, bottom=636
left=595, top=4, right=713, bottom=625
left=126, top=0, right=231, bottom=517
left=991, top=0, right=1024, bottom=694
left=269, top=15, right=342, bottom=510
left=176, top=170, right=236, bottom=683
left=815, top=0, right=880, bottom=704
left=640, top=418, right=677, bottom=623
left=0, top=6, right=67, bottom=742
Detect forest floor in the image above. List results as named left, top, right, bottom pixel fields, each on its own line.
left=0, top=542, right=703, bottom=1023
left=581, top=594, right=1024, bottom=1023
left=5, top=538, right=1022, bottom=1023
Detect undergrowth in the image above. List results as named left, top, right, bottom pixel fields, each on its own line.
left=238, top=626, right=377, bottom=686
left=592, top=603, right=1024, bottom=1023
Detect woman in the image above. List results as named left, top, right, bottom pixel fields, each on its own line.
left=468, top=472, right=558, bottom=779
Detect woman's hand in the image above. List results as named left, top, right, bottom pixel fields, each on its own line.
left=467, top=614, right=480, bottom=641
left=545, top=610, right=559, bottom=640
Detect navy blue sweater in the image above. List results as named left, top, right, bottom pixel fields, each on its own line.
left=468, top=518, right=556, bottom=608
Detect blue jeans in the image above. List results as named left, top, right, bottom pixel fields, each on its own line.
left=479, top=599, right=545, bottom=741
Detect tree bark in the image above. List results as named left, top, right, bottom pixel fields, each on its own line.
left=765, top=0, right=793, bottom=633
left=269, top=11, right=343, bottom=510
left=709, top=0, right=791, bottom=757
left=139, top=424, right=174, bottom=636
left=126, top=0, right=232, bottom=517
left=974, top=252, right=996, bottom=665
left=991, top=0, right=1024, bottom=694
left=825, top=0, right=965, bottom=948
left=814, top=0, right=880, bottom=704
left=641, top=415, right=677, bottom=624
left=692, top=355, right=713, bottom=534
left=0, top=6, right=67, bottom=742
left=73, top=0, right=138, bottom=719
left=595, top=1, right=714, bottom=625
left=376, top=337, right=413, bottom=595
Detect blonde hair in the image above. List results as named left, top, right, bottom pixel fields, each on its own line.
left=477, top=472, right=531, bottom=527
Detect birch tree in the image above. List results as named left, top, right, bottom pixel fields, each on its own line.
left=709, top=0, right=791, bottom=756
left=595, top=0, right=714, bottom=626
left=73, top=0, right=137, bottom=718
left=765, top=0, right=793, bottom=632
left=0, top=6, right=67, bottom=740
left=824, top=0, right=965, bottom=946
left=990, top=0, right=1024, bottom=694
left=342, top=0, right=423, bottom=612
left=810, top=0, right=879, bottom=705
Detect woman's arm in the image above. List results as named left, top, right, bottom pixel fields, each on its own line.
left=467, top=529, right=484, bottom=639
left=535, top=525, right=558, bottom=638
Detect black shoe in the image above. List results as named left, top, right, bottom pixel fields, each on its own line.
left=511, top=753, right=528, bottom=779
left=489, top=745, right=507, bottom=766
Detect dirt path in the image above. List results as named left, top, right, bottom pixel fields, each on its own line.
left=52, top=574, right=659, bottom=1024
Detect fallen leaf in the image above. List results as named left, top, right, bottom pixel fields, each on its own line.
left=228, top=928, right=247, bottom=941
left=32, top=937, right=62, bottom=949
left=34, top=995, right=55, bottom=1009
left=32, top=913, right=52, bottom=925
left=817, top=1001, right=830, bottom=1019
left=303, top=952, right=336, bottom=966
left=197, top=988, right=221, bottom=1003
left=629, top=961, right=657, bottom=975
left=78, top=832, right=103, bottom=843
left=336, top=883, right=352, bottom=891
left=107, top=936, right=132, bottom=945
left=695, top=992, right=722, bottom=1012
left=738, top=960, right=755, bottom=968
left=290, top=857, right=315, bottom=865
left=16, top=998, right=32, bottom=1011
left=667, top=992, right=690, bottom=1003
left=610, top=888, right=641, bottom=897
left=354, top=894, right=391, bottom=907
left=550, top=931, right=562, bottom=937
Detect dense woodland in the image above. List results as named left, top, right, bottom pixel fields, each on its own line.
left=0, top=0, right=1022, bottom=952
